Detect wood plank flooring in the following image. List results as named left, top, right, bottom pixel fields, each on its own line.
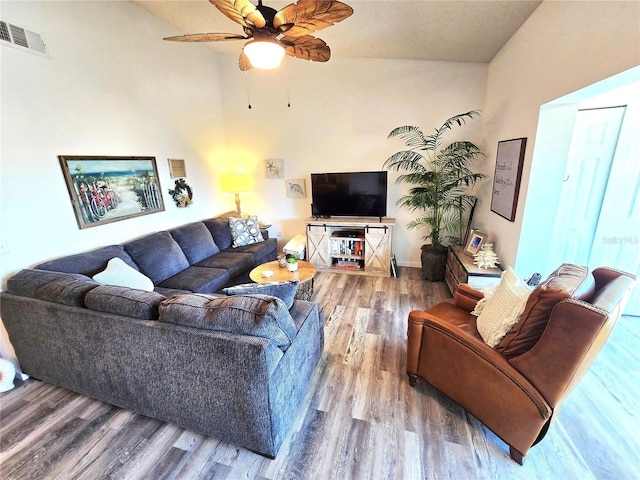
left=1, top=267, right=639, bottom=479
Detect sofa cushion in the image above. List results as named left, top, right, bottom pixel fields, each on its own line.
left=476, top=268, right=531, bottom=348
left=153, top=286, right=193, bottom=298
left=159, top=293, right=297, bottom=349
left=203, top=217, right=234, bottom=250
left=169, top=222, right=220, bottom=264
left=92, top=257, right=154, bottom=292
left=496, top=264, right=594, bottom=359
left=228, top=237, right=278, bottom=263
left=157, top=266, right=230, bottom=294
left=6, top=269, right=98, bottom=307
left=36, top=245, right=137, bottom=277
left=223, top=281, right=300, bottom=309
left=85, top=285, right=166, bottom=320
left=229, top=216, right=264, bottom=248
left=123, top=231, right=190, bottom=283
left=195, top=252, right=255, bottom=277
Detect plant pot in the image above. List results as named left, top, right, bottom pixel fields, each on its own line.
left=421, top=244, right=448, bottom=281
left=287, top=261, right=299, bottom=272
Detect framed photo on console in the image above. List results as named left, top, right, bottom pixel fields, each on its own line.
left=490, top=137, right=527, bottom=222
left=464, top=229, right=488, bottom=256
left=59, top=155, right=165, bottom=229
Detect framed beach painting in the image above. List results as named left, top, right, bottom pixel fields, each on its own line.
left=58, top=155, right=165, bottom=229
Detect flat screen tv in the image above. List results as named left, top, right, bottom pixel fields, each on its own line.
left=311, top=171, right=388, bottom=219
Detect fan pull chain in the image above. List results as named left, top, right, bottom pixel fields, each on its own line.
left=244, top=71, right=252, bottom=109
left=285, top=59, right=291, bottom=108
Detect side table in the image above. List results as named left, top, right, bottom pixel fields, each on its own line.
left=249, top=260, right=317, bottom=301
left=444, top=245, right=503, bottom=294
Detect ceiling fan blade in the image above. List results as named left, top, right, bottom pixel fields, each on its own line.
left=274, top=0, right=353, bottom=37
left=164, top=33, right=248, bottom=42
left=282, top=35, right=330, bottom=62
left=209, top=0, right=266, bottom=29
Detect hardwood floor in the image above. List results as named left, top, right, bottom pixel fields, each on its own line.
left=1, top=267, right=639, bottom=479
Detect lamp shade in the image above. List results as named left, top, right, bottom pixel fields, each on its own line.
left=221, top=174, right=251, bottom=193
left=243, top=40, right=285, bottom=69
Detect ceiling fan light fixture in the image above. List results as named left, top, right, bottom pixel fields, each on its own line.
left=243, top=39, right=285, bottom=69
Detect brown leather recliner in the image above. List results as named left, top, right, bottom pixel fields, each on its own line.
left=407, top=264, right=636, bottom=464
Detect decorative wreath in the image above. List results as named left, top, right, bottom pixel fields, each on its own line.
left=168, top=178, right=193, bottom=208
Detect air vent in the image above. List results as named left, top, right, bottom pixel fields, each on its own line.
left=0, top=20, right=48, bottom=57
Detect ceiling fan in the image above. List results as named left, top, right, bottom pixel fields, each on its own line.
left=163, top=0, right=354, bottom=71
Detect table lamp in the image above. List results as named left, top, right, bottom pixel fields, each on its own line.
left=221, top=174, right=251, bottom=215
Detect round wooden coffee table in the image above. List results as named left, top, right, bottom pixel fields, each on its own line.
left=249, top=260, right=317, bottom=301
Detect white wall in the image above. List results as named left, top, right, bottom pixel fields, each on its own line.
left=216, top=55, right=488, bottom=264
left=478, top=0, right=640, bottom=273
left=0, top=0, right=228, bottom=365
left=0, top=1, right=228, bottom=283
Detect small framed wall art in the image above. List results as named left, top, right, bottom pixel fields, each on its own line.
left=286, top=179, right=306, bottom=198
left=168, top=158, right=187, bottom=178
left=58, top=155, right=165, bottom=229
left=265, top=159, right=284, bottom=178
left=490, top=137, right=527, bottom=222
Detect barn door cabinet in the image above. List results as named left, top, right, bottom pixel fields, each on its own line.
left=305, top=217, right=394, bottom=277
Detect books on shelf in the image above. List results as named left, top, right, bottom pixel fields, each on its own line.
left=331, top=238, right=364, bottom=256
left=332, top=258, right=363, bottom=270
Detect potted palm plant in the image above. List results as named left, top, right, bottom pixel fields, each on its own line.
left=384, top=110, right=486, bottom=281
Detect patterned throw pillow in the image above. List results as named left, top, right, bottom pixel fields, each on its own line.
left=228, top=215, right=264, bottom=248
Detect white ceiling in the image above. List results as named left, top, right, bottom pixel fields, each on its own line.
left=133, top=0, right=542, bottom=64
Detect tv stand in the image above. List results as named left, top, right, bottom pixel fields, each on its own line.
left=305, top=217, right=395, bottom=277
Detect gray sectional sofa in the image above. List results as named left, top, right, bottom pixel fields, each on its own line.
left=35, top=212, right=278, bottom=296
left=0, top=213, right=325, bottom=457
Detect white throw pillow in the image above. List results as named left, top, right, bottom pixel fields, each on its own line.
left=93, top=257, right=154, bottom=292
left=476, top=267, right=531, bottom=347
left=471, top=284, right=498, bottom=316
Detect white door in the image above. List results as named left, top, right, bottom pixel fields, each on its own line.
left=588, top=104, right=640, bottom=315
left=548, top=107, right=625, bottom=267
left=550, top=105, right=640, bottom=315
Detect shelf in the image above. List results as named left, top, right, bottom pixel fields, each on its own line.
left=331, top=254, right=365, bottom=260
left=331, top=235, right=365, bottom=241
left=331, top=264, right=364, bottom=271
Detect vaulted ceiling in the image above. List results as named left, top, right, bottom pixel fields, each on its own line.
left=133, top=0, right=542, bottom=64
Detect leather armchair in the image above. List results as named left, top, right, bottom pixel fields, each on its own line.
left=407, top=264, right=636, bottom=464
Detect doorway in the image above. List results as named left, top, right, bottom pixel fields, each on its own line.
left=548, top=104, right=639, bottom=314
left=548, top=106, right=626, bottom=266
left=517, top=69, right=640, bottom=315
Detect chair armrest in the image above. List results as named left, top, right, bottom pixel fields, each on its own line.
left=407, top=309, right=439, bottom=375
left=454, top=283, right=484, bottom=311
left=407, top=303, right=481, bottom=375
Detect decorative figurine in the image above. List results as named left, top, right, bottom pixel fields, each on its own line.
left=473, top=242, right=500, bottom=269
